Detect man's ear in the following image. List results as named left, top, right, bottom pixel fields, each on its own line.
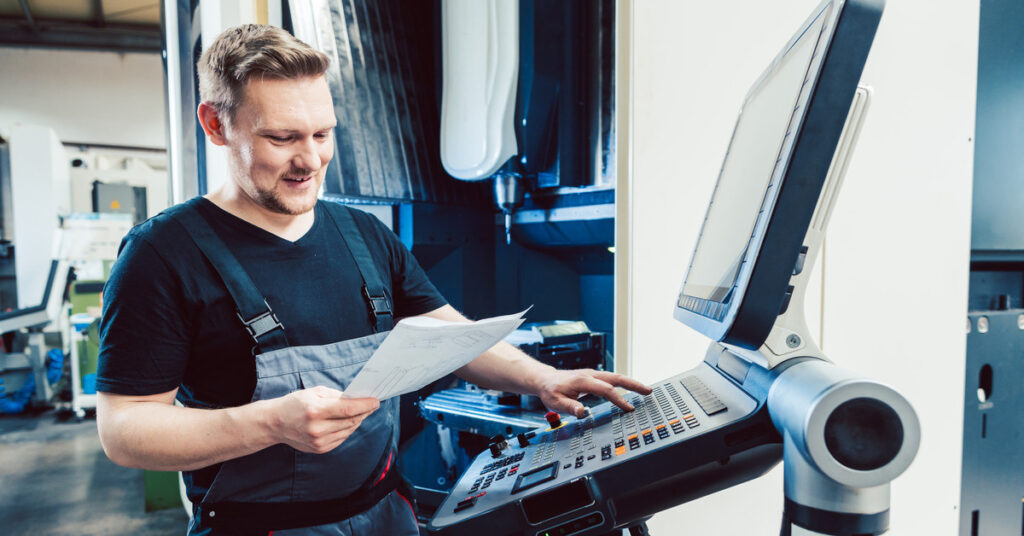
left=197, top=102, right=229, bottom=146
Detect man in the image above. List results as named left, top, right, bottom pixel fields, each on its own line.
left=96, top=24, right=650, bottom=536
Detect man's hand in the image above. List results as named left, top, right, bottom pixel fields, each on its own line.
left=535, top=369, right=653, bottom=418
left=265, top=386, right=380, bottom=454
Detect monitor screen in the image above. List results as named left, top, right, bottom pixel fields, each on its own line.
left=681, top=5, right=831, bottom=305
left=674, top=0, right=883, bottom=347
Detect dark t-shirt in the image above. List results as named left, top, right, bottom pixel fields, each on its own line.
left=96, top=197, right=447, bottom=498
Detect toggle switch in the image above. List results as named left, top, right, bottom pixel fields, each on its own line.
left=517, top=431, right=536, bottom=448
left=489, top=434, right=508, bottom=458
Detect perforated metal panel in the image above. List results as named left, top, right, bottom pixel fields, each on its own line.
left=960, top=311, right=1024, bottom=535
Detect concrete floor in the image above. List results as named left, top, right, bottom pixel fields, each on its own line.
left=0, top=410, right=189, bottom=536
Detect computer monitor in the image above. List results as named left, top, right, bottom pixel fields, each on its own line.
left=674, top=0, right=883, bottom=350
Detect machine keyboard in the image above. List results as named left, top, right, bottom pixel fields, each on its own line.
left=430, top=366, right=759, bottom=536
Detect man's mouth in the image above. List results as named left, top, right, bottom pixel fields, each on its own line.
left=284, top=176, right=312, bottom=183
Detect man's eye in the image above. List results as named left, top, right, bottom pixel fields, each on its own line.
left=268, top=135, right=291, bottom=143
left=314, top=132, right=330, bottom=140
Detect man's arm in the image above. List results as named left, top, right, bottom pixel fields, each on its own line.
left=423, top=305, right=652, bottom=418
left=96, top=386, right=379, bottom=471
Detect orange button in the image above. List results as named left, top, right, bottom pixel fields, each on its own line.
left=628, top=434, right=638, bottom=441
left=682, top=414, right=694, bottom=420
left=655, top=424, right=666, bottom=430
left=615, top=446, right=626, bottom=456
left=669, top=419, right=681, bottom=425
left=642, top=429, right=652, bottom=436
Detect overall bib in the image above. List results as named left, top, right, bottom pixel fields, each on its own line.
left=166, top=200, right=419, bottom=536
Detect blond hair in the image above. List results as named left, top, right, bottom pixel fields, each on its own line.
left=197, top=24, right=330, bottom=123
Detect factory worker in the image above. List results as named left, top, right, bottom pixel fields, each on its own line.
left=94, top=24, right=651, bottom=536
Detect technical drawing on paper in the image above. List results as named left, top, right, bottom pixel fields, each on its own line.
left=342, top=309, right=529, bottom=400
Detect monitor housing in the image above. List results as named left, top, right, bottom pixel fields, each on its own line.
left=673, top=0, right=883, bottom=367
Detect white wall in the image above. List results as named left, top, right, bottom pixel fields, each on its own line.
left=0, top=48, right=166, bottom=149
left=628, top=1, right=976, bottom=534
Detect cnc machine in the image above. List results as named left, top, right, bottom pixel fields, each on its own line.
left=428, top=2, right=920, bottom=535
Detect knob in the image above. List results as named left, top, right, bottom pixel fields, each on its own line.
left=489, top=434, right=508, bottom=458
left=517, top=431, right=536, bottom=448
left=545, top=411, right=562, bottom=429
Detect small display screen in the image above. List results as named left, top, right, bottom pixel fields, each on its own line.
left=520, top=478, right=594, bottom=525
left=512, top=462, right=558, bottom=494
left=680, top=4, right=831, bottom=306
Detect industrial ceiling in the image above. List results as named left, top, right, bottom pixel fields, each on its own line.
left=0, top=0, right=161, bottom=51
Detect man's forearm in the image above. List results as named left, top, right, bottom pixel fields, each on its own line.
left=456, top=341, right=556, bottom=395
left=97, top=395, right=276, bottom=471
left=423, top=304, right=555, bottom=395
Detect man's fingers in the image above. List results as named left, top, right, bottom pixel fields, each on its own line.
left=311, top=385, right=344, bottom=397
left=592, top=371, right=652, bottom=395
left=548, top=395, right=587, bottom=419
left=570, top=375, right=617, bottom=401
left=578, top=376, right=635, bottom=412
left=316, top=413, right=365, bottom=435
left=540, top=370, right=653, bottom=418
left=306, top=426, right=354, bottom=454
left=324, top=397, right=380, bottom=419
left=551, top=376, right=630, bottom=416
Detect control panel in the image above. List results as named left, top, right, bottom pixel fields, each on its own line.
left=428, top=361, right=784, bottom=536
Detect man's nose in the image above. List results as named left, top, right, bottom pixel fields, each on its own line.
left=292, top=138, right=322, bottom=171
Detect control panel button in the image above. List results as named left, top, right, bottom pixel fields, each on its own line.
left=489, top=434, right=508, bottom=458
left=454, top=495, right=477, bottom=513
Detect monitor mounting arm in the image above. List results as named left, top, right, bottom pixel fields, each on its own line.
left=724, top=86, right=873, bottom=371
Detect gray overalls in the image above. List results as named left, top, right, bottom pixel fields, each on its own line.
left=168, top=200, right=419, bottom=536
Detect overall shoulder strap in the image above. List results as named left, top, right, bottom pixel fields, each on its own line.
left=320, top=202, right=394, bottom=332
left=162, top=199, right=290, bottom=353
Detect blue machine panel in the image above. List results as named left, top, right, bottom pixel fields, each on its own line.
left=971, top=0, right=1024, bottom=253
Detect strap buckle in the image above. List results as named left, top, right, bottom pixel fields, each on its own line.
left=236, top=300, right=284, bottom=344
left=362, top=286, right=392, bottom=319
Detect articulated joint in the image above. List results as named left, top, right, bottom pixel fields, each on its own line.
left=768, top=359, right=920, bottom=534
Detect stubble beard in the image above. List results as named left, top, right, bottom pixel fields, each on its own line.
left=253, top=173, right=319, bottom=216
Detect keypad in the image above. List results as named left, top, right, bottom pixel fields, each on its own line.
left=482, top=451, right=525, bottom=475
left=604, top=382, right=712, bottom=455
left=462, top=379, right=725, bottom=506
left=681, top=376, right=728, bottom=416
left=530, top=434, right=557, bottom=467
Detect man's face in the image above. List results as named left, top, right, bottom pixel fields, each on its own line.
left=224, top=75, right=336, bottom=216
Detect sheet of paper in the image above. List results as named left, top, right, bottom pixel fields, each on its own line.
left=342, top=309, right=530, bottom=400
